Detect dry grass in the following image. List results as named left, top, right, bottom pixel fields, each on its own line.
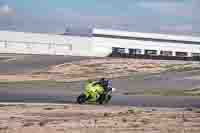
left=0, top=104, right=199, bottom=133
left=0, top=58, right=199, bottom=82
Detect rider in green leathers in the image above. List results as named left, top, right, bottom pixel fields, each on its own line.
left=84, top=80, right=105, bottom=103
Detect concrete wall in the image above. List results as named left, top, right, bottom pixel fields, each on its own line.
left=0, top=31, right=106, bottom=57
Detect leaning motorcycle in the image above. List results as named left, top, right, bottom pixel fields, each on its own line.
left=76, top=82, right=116, bottom=104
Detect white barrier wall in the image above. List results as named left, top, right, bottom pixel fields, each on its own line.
left=0, top=40, right=72, bottom=55
left=0, top=31, right=103, bottom=57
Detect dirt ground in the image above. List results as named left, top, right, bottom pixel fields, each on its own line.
left=0, top=104, right=199, bottom=133
left=1, top=55, right=200, bottom=133
left=0, top=57, right=199, bottom=82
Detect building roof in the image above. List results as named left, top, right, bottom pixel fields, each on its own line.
left=93, top=28, right=200, bottom=44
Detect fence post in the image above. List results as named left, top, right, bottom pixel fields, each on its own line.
left=172, top=51, right=176, bottom=56
left=4, top=41, right=7, bottom=48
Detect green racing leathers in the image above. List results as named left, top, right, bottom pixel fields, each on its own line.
left=83, top=81, right=105, bottom=103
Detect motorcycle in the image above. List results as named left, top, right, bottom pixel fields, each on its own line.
left=76, top=82, right=116, bottom=104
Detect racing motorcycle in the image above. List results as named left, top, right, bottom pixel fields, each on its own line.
left=76, top=81, right=116, bottom=104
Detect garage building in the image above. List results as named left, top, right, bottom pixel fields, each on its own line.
left=0, top=28, right=200, bottom=60
left=92, top=28, right=200, bottom=59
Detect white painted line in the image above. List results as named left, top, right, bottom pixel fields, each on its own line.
left=2, top=58, right=17, bottom=62
left=0, top=102, right=69, bottom=106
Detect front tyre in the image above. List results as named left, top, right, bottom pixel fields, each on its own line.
left=105, top=95, right=112, bottom=104
left=98, top=94, right=106, bottom=104
left=77, top=94, right=87, bottom=104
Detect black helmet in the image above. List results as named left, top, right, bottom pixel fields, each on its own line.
left=100, top=78, right=105, bottom=81
left=87, top=79, right=93, bottom=83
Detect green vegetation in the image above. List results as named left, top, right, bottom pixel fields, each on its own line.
left=185, top=108, right=200, bottom=113
left=127, top=108, right=144, bottom=114
left=123, top=89, right=200, bottom=96
left=163, top=64, right=200, bottom=72
left=144, top=90, right=200, bottom=96
left=194, top=109, right=200, bottom=113
left=128, top=63, right=200, bottom=81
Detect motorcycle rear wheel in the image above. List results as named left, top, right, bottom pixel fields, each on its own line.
left=77, top=94, right=87, bottom=104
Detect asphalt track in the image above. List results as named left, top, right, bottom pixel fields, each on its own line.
left=0, top=73, right=200, bottom=108
left=0, top=54, right=200, bottom=108
left=0, top=92, right=200, bottom=108
left=0, top=54, right=91, bottom=74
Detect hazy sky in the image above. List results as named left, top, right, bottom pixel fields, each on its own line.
left=0, top=0, right=198, bottom=36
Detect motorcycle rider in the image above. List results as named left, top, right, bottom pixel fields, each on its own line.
left=93, top=78, right=112, bottom=93
left=92, top=78, right=112, bottom=103
left=77, top=78, right=113, bottom=104
left=84, top=79, right=105, bottom=102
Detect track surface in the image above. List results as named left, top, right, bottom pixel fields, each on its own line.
left=0, top=54, right=200, bottom=108
left=0, top=92, right=200, bottom=108
left=0, top=54, right=90, bottom=74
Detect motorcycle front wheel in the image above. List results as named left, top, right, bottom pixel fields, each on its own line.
left=98, top=94, right=112, bottom=104
left=105, top=95, right=112, bottom=103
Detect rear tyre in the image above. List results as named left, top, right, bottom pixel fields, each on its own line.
left=77, top=94, right=87, bottom=104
